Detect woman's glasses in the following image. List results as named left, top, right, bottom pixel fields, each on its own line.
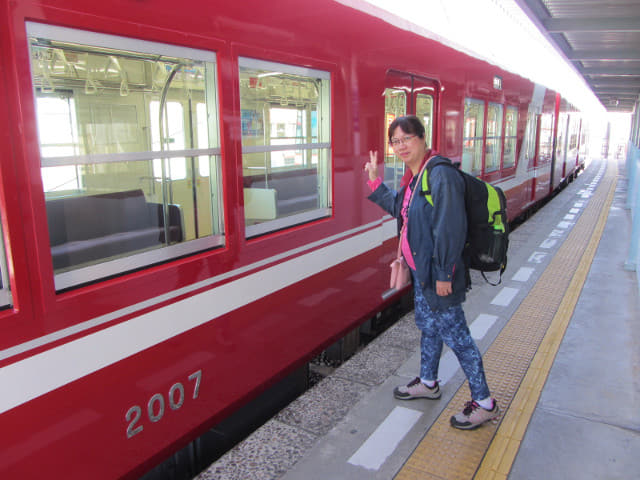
left=389, top=135, right=416, bottom=146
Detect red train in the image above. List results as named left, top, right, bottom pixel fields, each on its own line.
left=0, top=1, right=587, bottom=478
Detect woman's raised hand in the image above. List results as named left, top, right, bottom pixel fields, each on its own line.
left=365, top=150, right=379, bottom=181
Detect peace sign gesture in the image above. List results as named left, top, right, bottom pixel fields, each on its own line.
left=364, top=150, right=379, bottom=181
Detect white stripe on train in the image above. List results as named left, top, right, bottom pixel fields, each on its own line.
left=0, top=218, right=396, bottom=415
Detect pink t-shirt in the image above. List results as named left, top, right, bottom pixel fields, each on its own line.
left=368, top=177, right=416, bottom=270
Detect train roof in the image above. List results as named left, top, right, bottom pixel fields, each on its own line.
left=339, top=0, right=606, bottom=114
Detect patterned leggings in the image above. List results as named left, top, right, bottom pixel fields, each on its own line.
left=413, top=283, right=490, bottom=401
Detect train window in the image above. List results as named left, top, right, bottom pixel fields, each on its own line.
left=568, top=117, right=580, bottom=151
left=415, top=94, right=434, bottom=150
left=26, top=23, right=223, bottom=291
left=504, top=106, right=518, bottom=168
left=150, top=101, right=187, bottom=180
left=37, top=96, right=82, bottom=191
left=238, top=58, right=331, bottom=238
left=0, top=220, right=11, bottom=307
left=383, top=88, right=407, bottom=189
left=486, top=103, right=503, bottom=172
left=462, top=98, right=485, bottom=174
left=525, top=111, right=537, bottom=163
left=539, top=113, right=554, bottom=162
left=556, top=113, right=569, bottom=164
left=579, top=120, right=589, bottom=158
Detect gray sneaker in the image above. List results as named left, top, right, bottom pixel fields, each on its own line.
left=450, top=399, right=500, bottom=429
left=393, top=377, right=441, bottom=400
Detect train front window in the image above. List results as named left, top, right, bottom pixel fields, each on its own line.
left=27, top=23, right=223, bottom=291
left=239, top=58, right=332, bottom=238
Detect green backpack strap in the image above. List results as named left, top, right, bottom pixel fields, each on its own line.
left=486, top=184, right=506, bottom=233
left=421, top=167, right=434, bottom=206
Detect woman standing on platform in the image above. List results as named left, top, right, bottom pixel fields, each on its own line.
left=364, top=115, right=500, bottom=429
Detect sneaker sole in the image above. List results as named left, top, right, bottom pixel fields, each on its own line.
left=449, top=411, right=500, bottom=430
left=393, top=388, right=441, bottom=400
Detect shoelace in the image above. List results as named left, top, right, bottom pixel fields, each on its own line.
left=462, top=400, right=480, bottom=416
left=407, top=377, right=440, bottom=389
left=407, top=377, right=422, bottom=387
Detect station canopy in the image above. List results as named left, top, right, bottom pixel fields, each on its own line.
left=516, top=0, right=640, bottom=113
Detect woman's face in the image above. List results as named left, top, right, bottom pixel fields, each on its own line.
left=390, top=126, right=425, bottom=169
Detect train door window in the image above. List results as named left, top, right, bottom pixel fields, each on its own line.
left=525, top=111, right=538, bottom=164
left=383, top=87, right=407, bottom=189
left=539, top=113, right=554, bottom=163
left=27, top=23, right=223, bottom=291
left=556, top=113, right=569, bottom=165
left=568, top=116, right=580, bottom=152
left=415, top=94, right=434, bottom=150
left=504, top=106, right=518, bottom=168
left=486, top=102, right=503, bottom=172
left=579, top=120, right=589, bottom=159
left=0, top=220, right=11, bottom=307
left=462, top=98, right=484, bottom=174
left=238, top=58, right=331, bottom=238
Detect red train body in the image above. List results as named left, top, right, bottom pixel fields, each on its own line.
left=0, top=1, right=586, bottom=478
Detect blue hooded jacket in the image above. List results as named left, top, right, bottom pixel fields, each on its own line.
left=368, top=155, right=467, bottom=309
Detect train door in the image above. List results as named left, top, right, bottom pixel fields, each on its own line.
left=556, top=112, right=569, bottom=181
left=533, top=113, right=555, bottom=202
left=383, top=71, right=438, bottom=189
left=567, top=115, right=581, bottom=173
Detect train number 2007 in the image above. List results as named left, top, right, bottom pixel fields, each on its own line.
left=125, top=370, right=202, bottom=439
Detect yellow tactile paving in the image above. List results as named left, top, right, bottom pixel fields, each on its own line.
left=394, top=160, right=618, bottom=480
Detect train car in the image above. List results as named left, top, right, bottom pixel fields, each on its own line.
left=0, top=0, right=586, bottom=478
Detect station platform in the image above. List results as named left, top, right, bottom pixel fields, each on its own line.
left=195, top=154, right=640, bottom=480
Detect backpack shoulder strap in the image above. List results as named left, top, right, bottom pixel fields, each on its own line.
left=420, top=158, right=458, bottom=206
left=421, top=165, right=434, bottom=206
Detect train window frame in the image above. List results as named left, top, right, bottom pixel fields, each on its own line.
left=238, top=57, right=332, bottom=239
left=26, top=22, right=225, bottom=291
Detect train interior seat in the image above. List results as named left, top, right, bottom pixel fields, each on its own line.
left=243, top=168, right=319, bottom=217
left=46, top=189, right=183, bottom=270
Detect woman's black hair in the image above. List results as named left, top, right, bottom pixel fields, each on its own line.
left=387, top=115, right=425, bottom=142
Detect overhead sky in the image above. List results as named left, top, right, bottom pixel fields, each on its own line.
left=338, top=0, right=605, bottom=114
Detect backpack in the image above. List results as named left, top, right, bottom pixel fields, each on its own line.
left=421, top=158, right=509, bottom=287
